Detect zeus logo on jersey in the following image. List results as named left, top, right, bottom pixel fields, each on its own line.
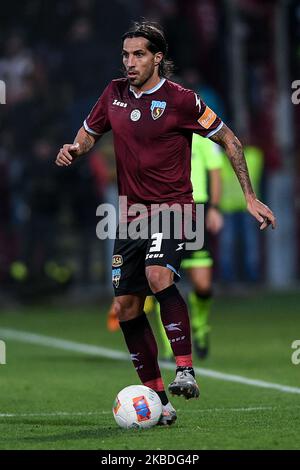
left=151, top=100, right=166, bottom=120
left=113, top=99, right=128, bottom=108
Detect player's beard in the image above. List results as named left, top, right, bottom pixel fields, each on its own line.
left=127, top=65, right=156, bottom=89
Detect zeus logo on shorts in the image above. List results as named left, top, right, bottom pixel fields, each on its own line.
left=146, top=253, right=164, bottom=259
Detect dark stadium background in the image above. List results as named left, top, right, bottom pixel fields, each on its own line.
left=0, top=0, right=299, bottom=301
left=0, top=0, right=300, bottom=453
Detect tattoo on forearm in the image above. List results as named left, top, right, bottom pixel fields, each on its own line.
left=73, top=129, right=95, bottom=156
left=229, top=139, right=254, bottom=196
left=209, top=126, right=227, bottom=147
left=80, top=134, right=94, bottom=154
left=210, top=124, right=254, bottom=197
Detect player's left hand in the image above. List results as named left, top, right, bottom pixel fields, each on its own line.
left=246, top=197, right=276, bottom=230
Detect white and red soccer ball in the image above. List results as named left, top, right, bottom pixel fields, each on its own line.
left=112, top=385, right=162, bottom=429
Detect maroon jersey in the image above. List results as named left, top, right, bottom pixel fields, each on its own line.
left=84, top=78, right=223, bottom=212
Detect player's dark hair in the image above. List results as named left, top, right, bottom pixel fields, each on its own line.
left=122, top=21, right=174, bottom=78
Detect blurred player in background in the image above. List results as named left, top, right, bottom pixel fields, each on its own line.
left=56, top=21, right=276, bottom=426
left=219, top=143, right=264, bottom=284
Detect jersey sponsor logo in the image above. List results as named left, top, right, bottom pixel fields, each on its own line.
left=197, top=106, right=217, bottom=129
left=112, top=254, right=123, bottom=267
left=130, top=109, right=141, bottom=121
left=164, top=322, right=182, bottom=332
left=132, top=396, right=151, bottom=421
left=113, top=99, right=128, bottom=108
left=150, top=100, right=166, bottom=120
left=112, top=268, right=121, bottom=288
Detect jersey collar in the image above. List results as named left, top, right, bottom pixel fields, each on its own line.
left=129, top=78, right=166, bottom=98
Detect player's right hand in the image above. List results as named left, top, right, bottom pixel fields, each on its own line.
left=55, top=143, right=80, bottom=166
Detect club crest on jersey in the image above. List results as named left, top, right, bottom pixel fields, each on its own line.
left=150, top=100, right=166, bottom=120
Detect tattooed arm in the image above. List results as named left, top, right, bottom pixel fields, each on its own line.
left=209, top=124, right=276, bottom=230
left=55, top=127, right=96, bottom=167
left=209, top=124, right=255, bottom=197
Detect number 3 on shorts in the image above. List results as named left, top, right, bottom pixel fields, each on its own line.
left=149, top=233, right=163, bottom=252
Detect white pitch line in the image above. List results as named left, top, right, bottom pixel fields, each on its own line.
left=0, top=411, right=110, bottom=418
left=0, top=406, right=281, bottom=418
left=1, top=328, right=300, bottom=395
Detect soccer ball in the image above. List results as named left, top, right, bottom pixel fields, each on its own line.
left=112, top=385, right=162, bottom=429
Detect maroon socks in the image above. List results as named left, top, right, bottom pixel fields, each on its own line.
left=119, top=313, right=168, bottom=405
left=119, top=284, right=193, bottom=404
left=154, top=284, right=193, bottom=368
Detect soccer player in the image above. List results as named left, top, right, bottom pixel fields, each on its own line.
left=55, top=21, right=276, bottom=425
left=107, top=136, right=223, bottom=359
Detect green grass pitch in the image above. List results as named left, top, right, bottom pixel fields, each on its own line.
left=0, top=291, right=300, bottom=450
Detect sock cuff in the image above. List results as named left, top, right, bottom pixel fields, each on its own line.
left=144, top=377, right=165, bottom=392
left=175, top=354, right=193, bottom=368
left=119, top=312, right=148, bottom=334
left=194, top=289, right=212, bottom=300
left=154, top=284, right=179, bottom=302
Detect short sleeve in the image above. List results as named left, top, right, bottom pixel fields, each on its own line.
left=178, top=89, right=223, bottom=138
left=83, top=84, right=112, bottom=137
